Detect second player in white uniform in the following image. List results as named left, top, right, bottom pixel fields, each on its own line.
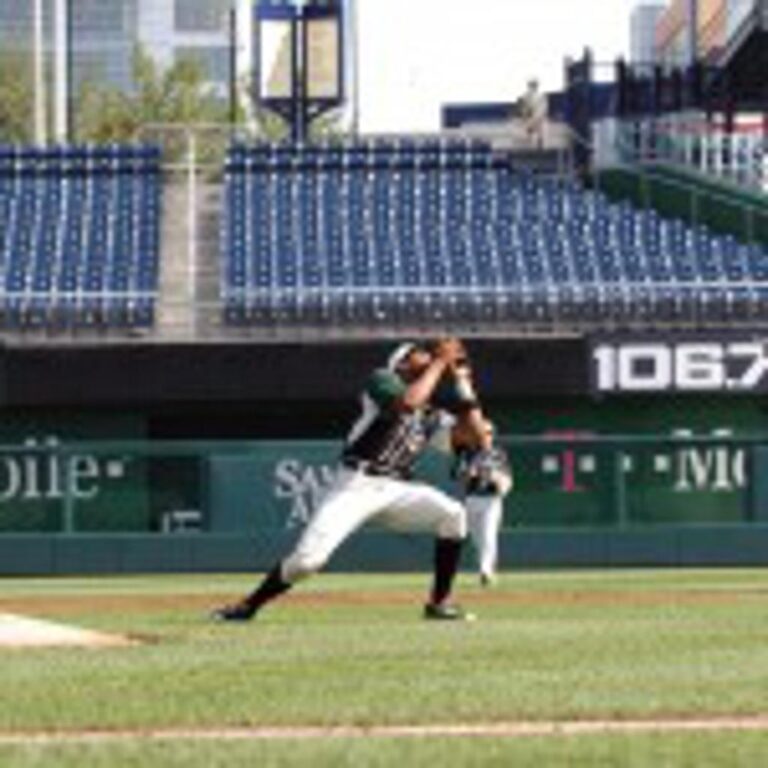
left=445, top=362, right=512, bottom=585
left=453, top=420, right=513, bottom=585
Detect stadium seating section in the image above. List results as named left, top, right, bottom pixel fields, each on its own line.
left=222, top=139, right=768, bottom=331
left=2, top=138, right=765, bottom=336
left=0, top=145, right=161, bottom=330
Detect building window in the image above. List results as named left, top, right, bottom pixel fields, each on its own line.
left=175, top=0, right=230, bottom=33
left=73, top=46, right=135, bottom=91
left=175, top=46, right=230, bottom=84
left=72, top=0, right=136, bottom=36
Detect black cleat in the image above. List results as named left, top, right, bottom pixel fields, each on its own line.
left=211, top=601, right=256, bottom=622
left=479, top=572, right=496, bottom=588
left=423, top=602, right=476, bottom=622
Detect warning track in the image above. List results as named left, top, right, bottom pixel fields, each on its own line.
left=3, top=717, right=768, bottom=744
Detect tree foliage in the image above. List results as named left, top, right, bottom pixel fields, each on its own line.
left=0, top=43, right=346, bottom=152
left=75, top=45, right=232, bottom=157
left=0, top=51, right=34, bottom=143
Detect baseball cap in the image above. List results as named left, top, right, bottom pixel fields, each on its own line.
left=387, top=342, right=420, bottom=372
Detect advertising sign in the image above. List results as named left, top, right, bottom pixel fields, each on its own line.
left=591, top=336, right=768, bottom=395
left=0, top=415, right=148, bottom=533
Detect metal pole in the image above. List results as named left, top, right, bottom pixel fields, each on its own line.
left=349, top=0, right=361, bottom=136
left=691, top=186, right=699, bottom=228
left=641, top=167, right=650, bottom=210
left=746, top=204, right=755, bottom=244
left=290, top=14, right=300, bottom=142
left=53, top=0, right=70, bottom=142
left=688, top=0, right=698, bottom=67
left=613, top=450, right=628, bottom=528
left=293, top=11, right=306, bottom=143
left=229, top=7, right=238, bottom=129
left=62, top=449, right=75, bottom=534
left=188, top=130, right=198, bottom=337
left=235, top=0, right=256, bottom=133
left=32, top=0, right=48, bottom=145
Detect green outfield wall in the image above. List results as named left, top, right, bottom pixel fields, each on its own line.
left=1, top=399, right=768, bottom=573
left=0, top=434, right=767, bottom=571
left=0, top=413, right=148, bottom=534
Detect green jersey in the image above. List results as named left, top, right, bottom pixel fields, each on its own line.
left=341, top=368, right=443, bottom=479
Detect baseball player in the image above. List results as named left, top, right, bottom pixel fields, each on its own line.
left=452, top=417, right=513, bottom=586
left=213, top=338, right=477, bottom=622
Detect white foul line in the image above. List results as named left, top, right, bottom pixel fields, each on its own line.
left=3, top=717, right=768, bottom=745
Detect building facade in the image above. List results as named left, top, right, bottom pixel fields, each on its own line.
left=0, top=0, right=360, bottom=141
left=653, top=0, right=757, bottom=66
left=0, top=0, right=253, bottom=95
left=630, top=2, right=666, bottom=65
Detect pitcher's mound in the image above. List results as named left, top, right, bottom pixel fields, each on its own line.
left=0, top=613, right=136, bottom=648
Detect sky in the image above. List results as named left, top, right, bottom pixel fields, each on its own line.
left=355, top=0, right=643, bottom=133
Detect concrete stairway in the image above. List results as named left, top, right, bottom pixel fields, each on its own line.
left=156, top=179, right=195, bottom=339
left=192, top=181, right=224, bottom=340
left=156, top=178, right=223, bottom=341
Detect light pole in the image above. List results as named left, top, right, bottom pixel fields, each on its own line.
left=32, top=0, right=48, bottom=145
left=53, top=0, right=70, bottom=143
left=228, top=5, right=238, bottom=128
left=687, top=0, right=699, bottom=68
left=255, top=0, right=345, bottom=143
left=349, top=0, right=360, bottom=136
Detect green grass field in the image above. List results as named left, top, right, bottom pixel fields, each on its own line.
left=2, top=569, right=768, bottom=766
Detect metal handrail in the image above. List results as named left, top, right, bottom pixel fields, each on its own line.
left=222, top=281, right=768, bottom=299
left=628, top=153, right=767, bottom=199
left=610, top=159, right=766, bottom=217
left=613, top=122, right=767, bottom=208
left=566, top=116, right=766, bottom=219
left=604, top=127, right=766, bottom=243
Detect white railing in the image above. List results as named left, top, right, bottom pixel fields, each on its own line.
left=615, top=116, right=768, bottom=194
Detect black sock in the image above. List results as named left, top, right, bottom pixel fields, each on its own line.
left=242, top=562, right=293, bottom=614
left=430, top=538, right=464, bottom=605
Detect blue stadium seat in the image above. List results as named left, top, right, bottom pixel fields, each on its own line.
left=0, top=143, right=162, bottom=331
left=220, top=140, right=768, bottom=330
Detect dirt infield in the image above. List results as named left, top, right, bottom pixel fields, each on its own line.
left=0, top=586, right=760, bottom=619
left=2, top=717, right=768, bottom=744
left=0, top=614, right=136, bottom=649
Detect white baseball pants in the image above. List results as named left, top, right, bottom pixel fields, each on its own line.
left=282, top=467, right=466, bottom=583
left=466, top=494, right=504, bottom=579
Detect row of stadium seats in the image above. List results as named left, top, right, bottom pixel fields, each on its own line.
left=1, top=139, right=766, bottom=333
left=257, top=0, right=340, bottom=7
left=226, top=139, right=501, bottom=173
left=0, top=145, right=161, bottom=330
left=221, top=141, right=768, bottom=329
left=0, top=144, right=160, bottom=163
